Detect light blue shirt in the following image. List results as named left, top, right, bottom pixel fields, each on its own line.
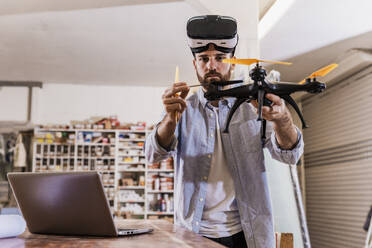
left=145, top=88, right=304, bottom=248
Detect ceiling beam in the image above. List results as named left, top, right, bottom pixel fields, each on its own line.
left=0, top=81, right=43, bottom=88
left=259, top=0, right=276, bottom=20
left=183, top=0, right=212, bottom=14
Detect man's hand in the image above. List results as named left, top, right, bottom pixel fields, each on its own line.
left=156, top=82, right=190, bottom=150
left=162, top=82, right=190, bottom=123
left=251, top=93, right=290, bottom=123
left=251, top=93, right=298, bottom=149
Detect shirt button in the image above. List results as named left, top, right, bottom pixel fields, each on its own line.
left=195, top=221, right=199, bottom=226
left=199, top=198, right=203, bottom=202
left=208, top=155, right=211, bottom=158
left=209, top=114, right=213, bottom=117
left=210, top=134, right=213, bottom=137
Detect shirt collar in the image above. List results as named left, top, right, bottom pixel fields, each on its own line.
left=197, top=87, right=235, bottom=109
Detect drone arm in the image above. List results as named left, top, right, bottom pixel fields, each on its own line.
left=213, top=80, right=244, bottom=87
left=213, top=84, right=255, bottom=98
left=261, top=119, right=267, bottom=147
left=281, top=95, right=309, bottom=129
left=257, top=90, right=266, bottom=121
left=269, top=80, right=326, bottom=95
left=223, top=98, right=248, bottom=133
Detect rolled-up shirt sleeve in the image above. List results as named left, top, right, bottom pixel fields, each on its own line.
left=145, top=123, right=178, bottom=163
left=265, top=125, right=304, bottom=165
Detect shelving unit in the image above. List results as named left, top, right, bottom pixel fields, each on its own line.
left=146, top=158, right=174, bottom=222
left=116, top=130, right=147, bottom=219
left=32, top=127, right=175, bottom=222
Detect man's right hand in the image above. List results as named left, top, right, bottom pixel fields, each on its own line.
left=162, top=82, right=190, bottom=122
left=157, top=82, right=190, bottom=150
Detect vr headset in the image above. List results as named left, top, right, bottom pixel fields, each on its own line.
left=187, top=15, right=238, bottom=54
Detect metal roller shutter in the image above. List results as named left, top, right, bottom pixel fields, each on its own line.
left=302, top=51, right=372, bottom=248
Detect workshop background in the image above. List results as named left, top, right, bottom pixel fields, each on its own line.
left=0, top=1, right=371, bottom=247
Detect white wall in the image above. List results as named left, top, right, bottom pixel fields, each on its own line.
left=0, top=87, right=29, bottom=121
left=29, top=83, right=166, bottom=126
left=265, top=150, right=304, bottom=247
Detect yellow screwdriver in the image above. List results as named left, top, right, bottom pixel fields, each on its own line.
left=174, top=66, right=181, bottom=122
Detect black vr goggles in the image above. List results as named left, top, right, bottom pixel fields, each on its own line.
left=187, top=15, right=238, bottom=54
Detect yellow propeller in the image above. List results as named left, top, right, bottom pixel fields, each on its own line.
left=298, top=63, right=338, bottom=84
left=222, top=58, right=292, bottom=66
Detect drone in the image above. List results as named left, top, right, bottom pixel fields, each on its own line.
left=203, top=58, right=338, bottom=147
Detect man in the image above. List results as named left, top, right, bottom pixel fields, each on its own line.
left=145, top=15, right=304, bottom=248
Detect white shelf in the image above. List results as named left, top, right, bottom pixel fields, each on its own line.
left=75, top=129, right=117, bottom=132
left=76, top=156, right=115, bottom=159
left=35, top=155, right=72, bottom=158
left=117, top=130, right=147, bottom=133
left=38, top=128, right=118, bottom=133
left=119, top=200, right=145, bottom=203
left=119, top=186, right=145, bottom=190
left=76, top=143, right=115, bottom=146
left=118, top=146, right=144, bottom=149
left=147, top=190, right=174, bottom=193
left=121, top=213, right=145, bottom=215
left=117, top=169, right=145, bottom=172
left=147, top=169, right=174, bottom=172
left=118, top=162, right=146, bottom=165
left=35, top=142, right=75, bottom=145
left=147, top=211, right=174, bottom=215
left=36, top=128, right=76, bottom=132
left=118, top=153, right=145, bottom=156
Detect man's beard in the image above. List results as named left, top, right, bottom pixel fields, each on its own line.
left=196, top=69, right=232, bottom=92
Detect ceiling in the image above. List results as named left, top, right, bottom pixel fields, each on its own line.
left=0, top=0, right=265, bottom=86
left=0, top=1, right=200, bottom=86
left=0, top=0, right=371, bottom=86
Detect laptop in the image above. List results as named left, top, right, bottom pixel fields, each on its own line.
left=7, top=171, right=153, bottom=237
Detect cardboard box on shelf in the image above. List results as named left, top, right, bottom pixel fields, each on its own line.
left=148, top=215, right=159, bottom=220
left=121, top=178, right=134, bottom=187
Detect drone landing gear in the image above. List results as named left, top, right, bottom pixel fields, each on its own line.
left=261, top=119, right=267, bottom=147
left=223, top=98, right=249, bottom=133
left=281, top=95, right=309, bottom=129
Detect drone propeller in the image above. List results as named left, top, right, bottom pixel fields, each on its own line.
left=222, top=58, right=292, bottom=66
left=298, top=63, right=338, bottom=84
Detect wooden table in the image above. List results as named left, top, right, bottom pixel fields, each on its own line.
left=0, top=220, right=225, bottom=248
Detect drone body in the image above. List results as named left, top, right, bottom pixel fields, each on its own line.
left=204, top=59, right=337, bottom=147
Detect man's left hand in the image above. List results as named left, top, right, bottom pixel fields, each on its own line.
left=251, top=93, right=299, bottom=149
left=251, top=93, right=290, bottom=124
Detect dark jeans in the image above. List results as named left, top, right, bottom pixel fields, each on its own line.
left=206, top=231, right=247, bottom=248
